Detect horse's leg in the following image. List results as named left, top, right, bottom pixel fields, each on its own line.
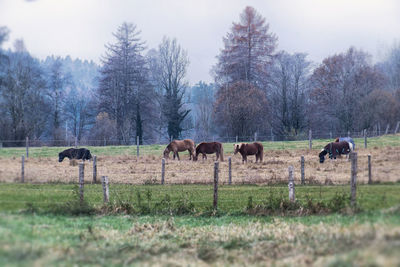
left=176, top=152, right=180, bottom=161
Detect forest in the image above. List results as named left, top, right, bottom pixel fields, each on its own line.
left=0, top=6, right=399, bottom=146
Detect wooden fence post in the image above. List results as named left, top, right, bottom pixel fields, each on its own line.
left=288, top=166, right=295, bottom=202
left=92, top=155, right=97, bottom=184
left=228, top=157, right=232, bottom=185
left=395, top=121, right=400, bottom=134
left=385, top=124, right=390, bottom=135
left=378, top=123, right=381, bottom=136
left=213, top=161, right=219, bottom=210
left=75, top=137, right=78, bottom=148
left=350, top=152, right=357, bottom=207
left=26, top=137, right=29, bottom=158
left=103, top=138, right=106, bottom=146
left=235, top=135, right=238, bottom=143
left=254, top=132, right=257, bottom=142
left=329, top=131, right=332, bottom=139
left=364, top=129, right=367, bottom=149
left=21, top=155, right=25, bottom=183
left=271, top=128, right=274, bottom=141
left=347, top=131, right=350, bottom=137
left=79, top=162, right=84, bottom=203
left=308, top=129, right=312, bottom=149
left=368, top=154, right=372, bottom=185
left=300, top=156, right=305, bottom=185
left=161, top=158, right=165, bottom=185
left=101, top=176, right=109, bottom=203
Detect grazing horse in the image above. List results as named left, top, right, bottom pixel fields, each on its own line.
left=193, top=142, right=224, bottom=161
left=334, top=137, right=355, bottom=151
left=319, top=141, right=351, bottom=163
left=163, top=139, right=195, bottom=160
left=59, top=148, right=92, bottom=162
left=234, top=142, right=264, bottom=163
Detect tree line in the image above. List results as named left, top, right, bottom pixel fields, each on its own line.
left=0, top=6, right=399, bottom=146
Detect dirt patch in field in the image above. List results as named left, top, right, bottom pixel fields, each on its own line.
left=0, top=146, right=399, bottom=185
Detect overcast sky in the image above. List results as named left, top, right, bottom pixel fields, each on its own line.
left=1, top=0, right=399, bottom=84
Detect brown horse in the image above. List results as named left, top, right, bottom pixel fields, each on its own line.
left=193, top=142, right=224, bottom=161
left=319, top=141, right=351, bottom=163
left=234, top=142, right=264, bottom=163
left=163, top=139, right=195, bottom=160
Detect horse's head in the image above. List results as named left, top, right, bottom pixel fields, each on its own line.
left=163, top=147, right=170, bottom=159
left=233, top=143, right=241, bottom=154
left=85, top=150, right=93, bottom=161
left=58, top=152, right=65, bottom=162
left=193, top=154, right=198, bottom=161
left=319, top=149, right=327, bottom=163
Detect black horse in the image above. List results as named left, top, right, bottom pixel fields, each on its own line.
left=319, top=141, right=351, bottom=163
left=59, top=148, right=92, bottom=162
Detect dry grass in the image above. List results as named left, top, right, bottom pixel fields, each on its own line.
left=1, top=146, right=400, bottom=185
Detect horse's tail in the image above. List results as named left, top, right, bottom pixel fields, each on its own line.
left=258, top=142, right=264, bottom=162
left=219, top=143, right=224, bottom=161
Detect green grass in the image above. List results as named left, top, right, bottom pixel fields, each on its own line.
left=1, top=210, right=400, bottom=266
left=0, top=134, right=399, bottom=158
left=1, top=183, right=399, bottom=214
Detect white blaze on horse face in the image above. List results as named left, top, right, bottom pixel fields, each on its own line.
left=233, top=144, right=239, bottom=154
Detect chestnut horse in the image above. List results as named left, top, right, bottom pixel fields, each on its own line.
left=334, top=137, right=355, bottom=151
left=193, top=142, right=224, bottom=161
left=319, top=141, right=351, bottom=163
left=163, top=139, right=195, bottom=160
left=234, top=142, right=263, bottom=163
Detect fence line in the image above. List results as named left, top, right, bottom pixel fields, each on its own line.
left=2, top=150, right=393, bottom=186
left=1, top=125, right=399, bottom=148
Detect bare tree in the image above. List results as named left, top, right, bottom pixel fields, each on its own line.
left=377, top=43, right=400, bottom=91
left=64, top=87, right=95, bottom=141
left=214, top=81, right=268, bottom=138
left=309, top=47, right=383, bottom=133
left=150, top=37, right=190, bottom=140
left=0, top=49, right=48, bottom=143
left=190, top=81, right=215, bottom=140
left=268, top=52, right=311, bottom=139
left=46, top=57, right=72, bottom=142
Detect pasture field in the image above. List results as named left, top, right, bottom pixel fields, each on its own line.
left=1, top=138, right=399, bottom=185
left=1, top=135, right=399, bottom=266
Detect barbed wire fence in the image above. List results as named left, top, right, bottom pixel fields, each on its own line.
left=1, top=147, right=399, bottom=213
